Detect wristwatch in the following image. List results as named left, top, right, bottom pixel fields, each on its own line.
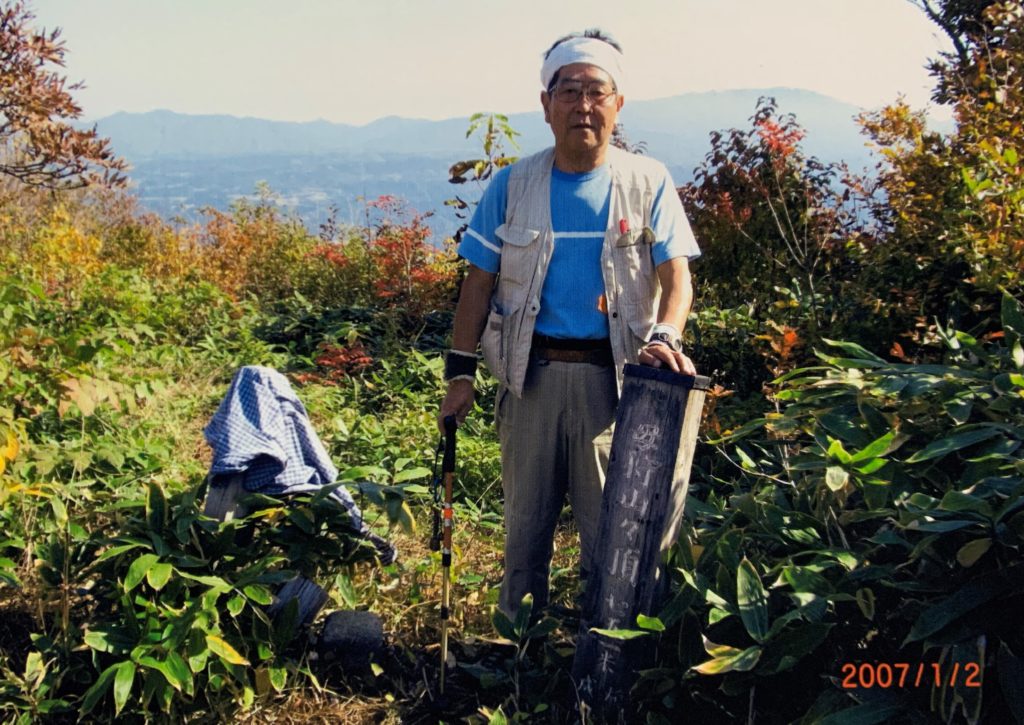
left=647, top=330, right=683, bottom=352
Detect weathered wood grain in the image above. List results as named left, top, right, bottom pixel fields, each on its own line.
left=572, top=364, right=709, bottom=721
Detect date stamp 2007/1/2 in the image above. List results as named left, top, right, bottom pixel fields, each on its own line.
left=840, top=662, right=982, bottom=689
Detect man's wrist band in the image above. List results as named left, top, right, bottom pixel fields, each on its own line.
left=651, top=323, right=681, bottom=340
left=648, top=323, right=683, bottom=352
left=444, top=349, right=478, bottom=382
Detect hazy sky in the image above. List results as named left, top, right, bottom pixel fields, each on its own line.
left=35, top=0, right=954, bottom=125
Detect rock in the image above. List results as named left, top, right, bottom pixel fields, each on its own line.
left=318, top=610, right=385, bottom=672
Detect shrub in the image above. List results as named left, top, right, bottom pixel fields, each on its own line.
left=638, top=293, right=1024, bottom=723
left=1, top=480, right=380, bottom=721
left=308, top=196, right=459, bottom=333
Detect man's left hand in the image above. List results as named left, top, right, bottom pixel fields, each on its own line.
left=638, top=342, right=697, bottom=375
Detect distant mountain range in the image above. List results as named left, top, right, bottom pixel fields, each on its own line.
left=93, top=88, right=889, bottom=239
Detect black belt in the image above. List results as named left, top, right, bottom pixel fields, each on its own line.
left=531, top=334, right=613, bottom=365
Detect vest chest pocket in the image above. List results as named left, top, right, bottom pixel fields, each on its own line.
left=496, top=223, right=541, bottom=288
left=611, top=225, right=656, bottom=303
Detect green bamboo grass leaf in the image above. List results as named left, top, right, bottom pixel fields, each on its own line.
left=83, top=627, right=134, bottom=655
left=123, top=553, right=159, bottom=592
left=513, top=593, right=534, bottom=637
left=736, top=445, right=758, bottom=470
left=243, top=584, right=273, bottom=605
left=146, top=562, right=173, bottom=591
left=944, top=399, right=974, bottom=424
left=1002, top=292, right=1024, bottom=338
left=393, top=466, right=431, bottom=483
left=492, top=609, right=516, bottom=642
left=590, top=627, right=652, bottom=640
left=855, top=458, right=887, bottom=475
left=826, top=438, right=852, bottom=464
left=692, top=640, right=762, bottom=674
left=956, top=538, right=993, bottom=567
left=269, top=664, right=287, bottom=692
left=709, top=607, right=731, bottom=624
left=757, top=622, right=834, bottom=674
left=525, top=617, right=558, bottom=639
left=737, top=558, right=769, bottom=643
left=163, top=652, right=193, bottom=694
left=701, top=637, right=740, bottom=658
left=848, top=431, right=901, bottom=463
left=821, top=339, right=887, bottom=363
left=81, top=662, right=118, bottom=714
left=206, top=634, right=250, bottom=666
left=187, top=632, right=209, bottom=674
left=138, top=653, right=190, bottom=694
left=226, top=595, right=245, bottom=616
left=112, top=661, right=135, bottom=715
left=781, top=566, right=832, bottom=596
left=826, top=466, right=849, bottom=491
left=905, top=519, right=977, bottom=533
left=50, top=496, right=67, bottom=525
left=940, top=491, right=994, bottom=516
left=815, top=354, right=886, bottom=370
left=94, top=543, right=148, bottom=563
left=178, top=571, right=231, bottom=591
left=636, top=614, right=665, bottom=632
left=907, top=492, right=940, bottom=509
left=339, top=465, right=389, bottom=482
left=707, top=417, right=767, bottom=444
left=905, top=427, right=1003, bottom=463
left=856, top=588, right=876, bottom=620
left=385, top=498, right=416, bottom=533
left=905, top=563, right=1024, bottom=644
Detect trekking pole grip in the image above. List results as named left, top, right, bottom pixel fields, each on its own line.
left=442, top=415, right=456, bottom=473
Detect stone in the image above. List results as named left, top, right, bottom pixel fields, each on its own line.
left=318, top=610, right=385, bottom=672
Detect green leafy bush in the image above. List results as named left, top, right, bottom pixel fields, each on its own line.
left=1, top=480, right=380, bottom=721
left=639, top=293, right=1024, bottom=723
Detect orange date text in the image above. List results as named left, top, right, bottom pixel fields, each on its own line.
left=839, top=662, right=982, bottom=689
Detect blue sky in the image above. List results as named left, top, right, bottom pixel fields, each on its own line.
left=36, top=0, right=953, bottom=125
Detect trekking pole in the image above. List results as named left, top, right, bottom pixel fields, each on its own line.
left=437, top=415, right=457, bottom=693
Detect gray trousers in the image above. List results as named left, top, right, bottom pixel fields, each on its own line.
left=496, top=357, right=618, bottom=617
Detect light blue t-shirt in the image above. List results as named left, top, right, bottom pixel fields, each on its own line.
left=458, top=159, right=700, bottom=339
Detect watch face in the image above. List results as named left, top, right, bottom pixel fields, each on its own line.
left=649, top=331, right=681, bottom=351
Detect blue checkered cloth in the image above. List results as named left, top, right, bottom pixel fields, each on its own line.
left=204, top=365, right=364, bottom=530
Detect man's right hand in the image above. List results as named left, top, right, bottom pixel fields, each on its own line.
left=438, top=379, right=475, bottom=432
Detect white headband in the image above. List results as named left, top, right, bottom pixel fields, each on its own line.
left=541, top=37, right=625, bottom=95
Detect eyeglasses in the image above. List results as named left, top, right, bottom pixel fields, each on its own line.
left=550, top=82, right=617, bottom=106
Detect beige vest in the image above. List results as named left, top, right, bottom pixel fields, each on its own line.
left=480, top=145, right=664, bottom=397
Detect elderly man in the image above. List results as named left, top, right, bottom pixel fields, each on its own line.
left=439, top=29, right=701, bottom=617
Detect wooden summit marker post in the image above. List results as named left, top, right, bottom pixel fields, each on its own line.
left=571, top=364, right=709, bottom=721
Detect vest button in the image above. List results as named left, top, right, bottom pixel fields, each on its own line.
left=612, top=312, right=618, bottom=318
